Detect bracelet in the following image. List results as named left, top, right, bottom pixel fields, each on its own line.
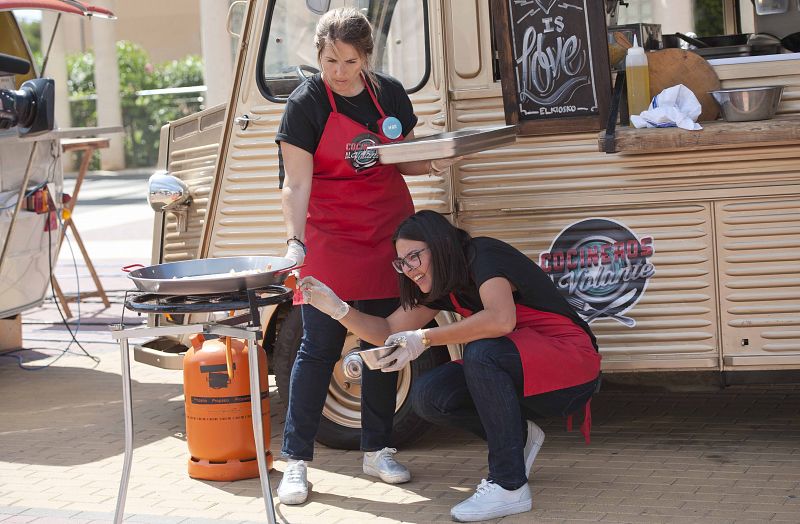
left=286, top=235, right=306, bottom=254
left=420, top=328, right=431, bottom=348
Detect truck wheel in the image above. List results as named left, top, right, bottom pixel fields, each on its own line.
left=272, top=305, right=446, bottom=450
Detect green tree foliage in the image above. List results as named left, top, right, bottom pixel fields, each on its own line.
left=18, top=19, right=41, bottom=59
left=67, top=41, right=204, bottom=168
left=694, top=0, right=724, bottom=37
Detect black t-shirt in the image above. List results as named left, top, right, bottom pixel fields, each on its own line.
left=427, top=237, right=598, bottom=349
left=275, top=72, right=418, bottom=155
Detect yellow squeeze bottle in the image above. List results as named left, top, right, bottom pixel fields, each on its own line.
left=625, top=36, right=651, bottom=119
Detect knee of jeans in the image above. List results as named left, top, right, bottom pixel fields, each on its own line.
left=462, top=339, right=505, bottom=369
left=409, top=371, right=441, bottom=419
left=296, top=339, right=341, bottom=367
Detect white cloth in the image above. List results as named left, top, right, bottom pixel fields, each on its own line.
left=630, top=84, right=703, bottom=131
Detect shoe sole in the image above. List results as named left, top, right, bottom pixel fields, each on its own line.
left=363, top=465, right=411, bottom=484
left=277, top=490, right=308, bottom=505
left=450, top=499, right=533, bottom=522
left=524, top=423, right=546, bottom=478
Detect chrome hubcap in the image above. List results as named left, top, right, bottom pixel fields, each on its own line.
left=341, top=349, right=364, bottom=383
left=322, top=332, right=412, bottom=429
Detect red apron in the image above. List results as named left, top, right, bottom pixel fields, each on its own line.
left=297, top=76, right=414, bottom=302
left=449, top=293, right=601, bottom=442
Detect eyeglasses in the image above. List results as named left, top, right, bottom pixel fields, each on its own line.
left=392, top=248, right=429, bottom=273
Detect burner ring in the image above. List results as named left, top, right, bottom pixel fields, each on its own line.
left=125, top=285, right=293, bottom=314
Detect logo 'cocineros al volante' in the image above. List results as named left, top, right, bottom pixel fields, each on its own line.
left=345, top=132, right=380, bottom=171
left=540, top=218, right=655, bottom=327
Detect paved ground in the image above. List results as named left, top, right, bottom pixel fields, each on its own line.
left=4, top=296, right=800, bottom=524
left=1, top=171, right=800, bottom=523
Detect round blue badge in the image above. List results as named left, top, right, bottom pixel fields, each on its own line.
left=381, top=116, right=402, bottom=140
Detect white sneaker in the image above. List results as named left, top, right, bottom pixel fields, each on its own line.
left=363, top=447, right=411, bottom=484
left=277, top=459, right=308, bottom=505
left=450, top=479, right=532, bottom=522
left=524, top=420, right=546, bottom=478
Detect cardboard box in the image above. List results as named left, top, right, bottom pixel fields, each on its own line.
left=0, top=315, right=22, bottom=351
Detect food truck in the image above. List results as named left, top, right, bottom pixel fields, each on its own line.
left=139, top=0, right=800, bottom=449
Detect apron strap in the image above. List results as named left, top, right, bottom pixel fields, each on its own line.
left=322, top=77, right=339, bottom=113
left=448, top=292, right=473, bottom=318
left=361, top=72, right=387, bottom=118
left=566, top=399, right=592, bottom=445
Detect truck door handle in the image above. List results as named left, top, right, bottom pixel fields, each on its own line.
left=234, top=114, right=260, bottom=130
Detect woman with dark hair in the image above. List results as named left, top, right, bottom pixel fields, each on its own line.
left=276, top=7, right=459, bottom=506
left=300, top=210, right=601, bottom=522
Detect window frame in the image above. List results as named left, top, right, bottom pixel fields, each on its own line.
left=256, top=0, right=432, bottom=103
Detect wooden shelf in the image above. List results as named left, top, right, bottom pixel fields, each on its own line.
left=598, top=114, right=800, bottom=154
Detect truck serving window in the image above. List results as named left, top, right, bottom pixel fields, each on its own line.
left=258, top=0, right=430, bottom=102
left=610, top=0, right=739, bottom=36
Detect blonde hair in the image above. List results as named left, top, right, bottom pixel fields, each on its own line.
left=315, top=7, right=379, bottom=92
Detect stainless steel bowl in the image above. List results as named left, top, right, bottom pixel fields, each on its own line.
left=709, top=86, right=784, bottom=122
left=358, top=345, right=399, bottom=370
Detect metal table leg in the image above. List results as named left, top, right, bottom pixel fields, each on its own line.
left=110, top=323, right=204, bottom=523
left=111, top=325, right=133, bottom=524
left=109, top=321, right=277, bottom=524
left=247, top=326, right=277, bottom=524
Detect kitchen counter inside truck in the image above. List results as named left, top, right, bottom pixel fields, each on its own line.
left=598, top=53, right=800, bottom=154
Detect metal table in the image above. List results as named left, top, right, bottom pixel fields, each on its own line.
left=110, top=320, right=277, bottom=524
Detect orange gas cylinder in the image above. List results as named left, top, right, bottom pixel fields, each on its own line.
left=183, top=333, right=272, bottom=480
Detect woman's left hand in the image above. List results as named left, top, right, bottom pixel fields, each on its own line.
left=377, top=329, right=427, bottom=372
left=429, top=155, right=464, bottom=175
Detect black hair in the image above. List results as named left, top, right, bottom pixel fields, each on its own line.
left=392, top=210, right=472, bottom=310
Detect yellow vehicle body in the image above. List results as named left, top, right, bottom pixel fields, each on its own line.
left=147, top=0, right=800, bottom=447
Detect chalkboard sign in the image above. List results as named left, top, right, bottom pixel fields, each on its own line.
left=491, top=0, right=611, bottom=135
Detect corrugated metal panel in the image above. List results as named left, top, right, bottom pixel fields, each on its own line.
left=458, top=204, right=720, bottom=371
left=159, top=106, right=225, bottom=263
left=447, top=58, right=799, bottom=372
left=716, top=197, right=800, bottom=369
left=205, top=87, right=450, bottom=258
left=207, top=103, right=284, bottom=257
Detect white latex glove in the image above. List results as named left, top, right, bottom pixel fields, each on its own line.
left=298, top=276, right=350, bottom=320
left=377, top=329, right=427, bottom=372
left=284, top=241, right=306, bottom=266
left=429, top=155, right=464, bottom=175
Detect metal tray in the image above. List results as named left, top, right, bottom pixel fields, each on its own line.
left=369, top=125, right=517, bottom=164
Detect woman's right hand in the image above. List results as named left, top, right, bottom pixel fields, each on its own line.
left=299, top=276, right=350, bottom=320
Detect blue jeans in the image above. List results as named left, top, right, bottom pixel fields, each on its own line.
left=281, top=298, right=399, bottom=460
left=411, top=337, right=598, bottom=490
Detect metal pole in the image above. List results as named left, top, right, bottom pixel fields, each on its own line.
left=247, top=327, right=277, bottom=524
left=112, top=325, right=134, bottom=524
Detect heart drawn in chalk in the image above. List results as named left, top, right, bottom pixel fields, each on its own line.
left=534, top=0, right=560, bottom=16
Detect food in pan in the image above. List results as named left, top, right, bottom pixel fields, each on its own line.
left=173, top=268, right=267, bottom=280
